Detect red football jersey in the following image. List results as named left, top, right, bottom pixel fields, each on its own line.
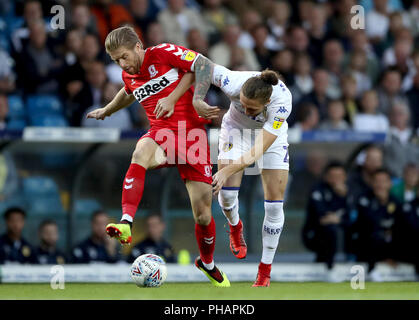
left=122, top=43, right=208, bottom=130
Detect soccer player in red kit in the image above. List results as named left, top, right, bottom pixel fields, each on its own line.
left=86, top=26, right=229, bottom=287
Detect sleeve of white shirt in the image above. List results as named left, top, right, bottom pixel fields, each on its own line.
left=263, top=87, right=292, bottom=136
left=211, top=64, right=258, bottom=98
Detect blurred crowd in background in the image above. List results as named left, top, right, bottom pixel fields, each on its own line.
left=0, top=0, right=419, bottom=279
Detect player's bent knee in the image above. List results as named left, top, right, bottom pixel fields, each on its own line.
left=218, top=189, right=239, bottom=210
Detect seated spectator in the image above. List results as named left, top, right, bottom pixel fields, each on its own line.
left=34, top=220, right=66, bottom=265
left=318, top=100, right=350, bottom=131
left=271, top=49, right=294, bottom=86
left=128, top=214, right=176, bottom=263
left=251, top=23, right=278, bottom=70
left=394, top=186, right=419, bottom=279
left=288, top=102, right=319, bottom=142
left=0, top=207, right=36, bottom=264
left=201, top=0, right=238, bottom=45
left=322, top=39, right=345, bottom=99
left=187, top=29, right=210, bottom=57
left=388, top=101, right=414, bottom=145
left=302, top=161, right=351, bottom=271
left=70, top=3, right=98, bottom=36
left=353, top=90, right=389, bottom=133
left=365, top=0, right=390, bottom=45
left=144, top=21, right=166, bottom=47
left=90, top=0, right=142, bottom=44
left=0, top=94, right=8, bottom=130
left=376, top=67, right=409, bottom=115
left=406, top=71, right=419, bottom=131
left=82, top=82, right=133, bottom=129
left=347, top=144, right=384, bottom=201
left=130, top=0, right=156, bottom=33
left=68, top=61, right=108, bottom=126
left=0, top=150, right=19, bottom=202
left=352, top=169, right=399, bottom=279
left=15, top=19, right=63, bottom=95
left=306, top=4, right=330, bottom=67
left=71, top=210, right=121, bottom=263
left=157, top=0, right=207, bottom=47
left=300, top=68, right=331, bottom=120
left=391, top=163, right=419, bottom=203
left=340, top=74, right=359, bottom=125
left=237, top=9, right=263, bottom=50
left=208, top=24, right=260, bottom=71
left=0, top=48, right=16, bottom=94
left=347, top=50, right=372, bottom=97
left=266, top=0, right=290, bottom=46
left=284, top=25, right=310, bottom=55
left=289, top=53, right=313, bottom=106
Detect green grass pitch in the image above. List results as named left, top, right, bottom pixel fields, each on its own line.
left=0, top=282, right=418, bottom=300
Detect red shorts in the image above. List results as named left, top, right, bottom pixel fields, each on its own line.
left=140, top=125, right=212, bottom=185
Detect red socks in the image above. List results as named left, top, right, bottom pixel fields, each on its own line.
left=121, top=163, right=146, bottom=222
left=195, top=216, right=216, bottom=264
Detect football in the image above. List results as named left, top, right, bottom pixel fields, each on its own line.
left=130, top=254, right=168, bottom=287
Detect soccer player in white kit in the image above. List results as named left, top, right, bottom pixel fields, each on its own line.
left=193, top=63, right=292, bottom=287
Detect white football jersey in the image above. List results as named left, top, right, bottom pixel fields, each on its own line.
left=211, top=65, right=292, bottom=144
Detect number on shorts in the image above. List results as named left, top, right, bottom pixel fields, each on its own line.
left=283, top=146, right=289, bottom=163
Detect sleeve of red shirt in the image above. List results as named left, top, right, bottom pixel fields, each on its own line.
left=121, top=71, right=132, bottom=95
left=151, top=44, right=201, bottom=72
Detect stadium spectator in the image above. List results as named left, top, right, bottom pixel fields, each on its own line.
left=289, top=53, right=313, bottom=106
left=365, top=0, right=391, bottom=45
left=284, top=25, right=310, bottom=55
left=352, top=169, right=399, bottom=280
left=187, top=29, right=210, bottom=57
left=70, top=3, right=98, bottom=36
left=0, top=49, right=16, bottom=94
left=288, top=102, right=319, bottom=142
left=302, top=161, right=351, bottom=272
left=353, top=90, right=389, bottom=133
left=300, top=68, right=331, bottom=120
left=376, top=67, right=409, bottom=115
left=200, top=0, right=238, bottom=46
left=208, top=24, right=260, bottom=71
left=71, top=210, right=121, bottom=263
left=82, top=82, right=133, bottom=129
left=346, top=50, right=373, bottom=97
left=157, top=0, right=206, bottom=47
left=0, top=94, right=8, bottom=130
left=237, top=9, right=262, bottom=49
left=383, top=101, right=419, bottom=177
left=90, top=0, right=142, bottom=45
left=270, top=49, right=294, bottom=86
left=318, top=100, right=350, bottom=131
left=295, top=0, right=314, bottom=28
left=144, top=21, right=166, bottom=47
left=340, top=74, right=359, bottom=125
left=266, top=0, right=291, bottom=46
left=79, top=33, right=103, bottom=69
left=0, top=150, right=19, bottom=202
left=347, top=145, right=384, bottom=200
left=391, top=163, right=419, bottom=203
left=406, top=71, right=419, bottom=131
left=128, top=214, right=176, bottom=263
left=15, top=19, right=63, bottom=95
left=0, top=207, right=36, bottom=264
left=130, top=0, right=156, bottom=34
left=307, top=4, right=331, bottom=67
left=68, top=60, right=108, bottom=126
left=394, top=186, right=419, bottom=279
left=288, top=149, right=327, bottom=208
left=251, top=24, right=277, bottom=70
left=322, top=39, right=345, bottom=99
left=34, top=220, right=66, bottom=265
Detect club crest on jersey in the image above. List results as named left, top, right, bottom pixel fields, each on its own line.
left=272, top=117, right=284, bottom=129
left=181, top=50, right=196, bottom=62
left=148, top=65, right=158, bottom=78
left=222, top=142, right=233, bottom=152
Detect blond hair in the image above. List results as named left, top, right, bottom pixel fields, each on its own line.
left=105, top=26, right=142, bottom=53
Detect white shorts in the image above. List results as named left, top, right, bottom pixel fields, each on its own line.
left=218, top=127, right=289, bottom=170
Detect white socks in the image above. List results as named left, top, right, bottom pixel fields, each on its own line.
left=261, top=200, right=285, bottom=264
left=218, top=187, right=240, bottom=226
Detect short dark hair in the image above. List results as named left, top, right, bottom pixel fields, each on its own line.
left=38, top=219, right=57, bottom=232
left=91, top=210, right=107, bottom=222
left=323, top=160, right=345, bottom=175
left=373, top=168, right=392, bottom=178
left=3, top=207, right=26, bottom=220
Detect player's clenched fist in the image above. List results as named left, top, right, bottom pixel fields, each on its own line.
left=86, top=107, right=109, bottom=120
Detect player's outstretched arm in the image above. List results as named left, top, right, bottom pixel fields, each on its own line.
left=154, top=72, right=195, bottom=119
left=86, top=87, right=136, bottom=120
left=192, top=55, right=220, bottom=119
left=212, top=129, right=277, bottom=194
